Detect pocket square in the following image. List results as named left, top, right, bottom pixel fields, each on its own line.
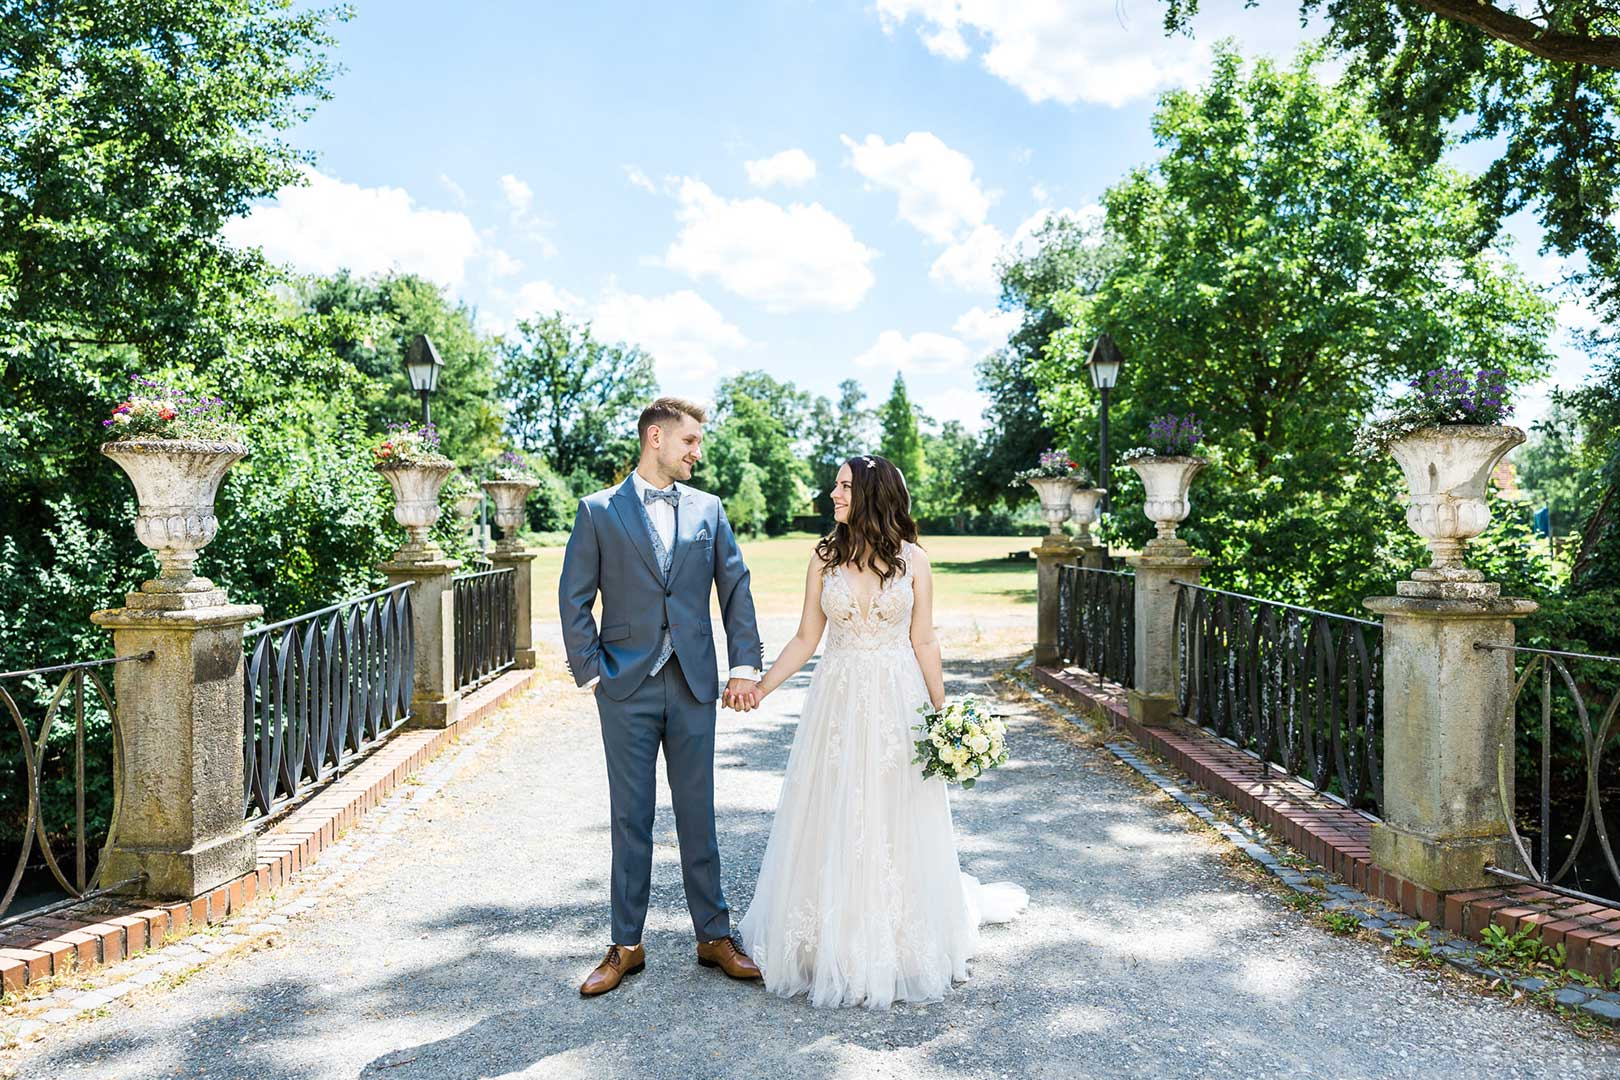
left=695, top=526, right=711, bottom=542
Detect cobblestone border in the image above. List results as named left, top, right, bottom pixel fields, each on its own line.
left=0, top=668, right=542, bottom=1047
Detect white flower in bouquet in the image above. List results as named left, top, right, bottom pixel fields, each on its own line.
left=912, top=696, right=1010, bottom=790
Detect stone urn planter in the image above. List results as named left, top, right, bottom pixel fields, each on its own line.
left=452, top=490, right=484, bottom=526
left=377, top=460, right=454, bottom=560
left=102, top=438, right=247, bottom=605
left=1025, top=476, right=1079, bottom=537
left=482, top=478, right=538, bottom=552
left=1069, top=486, right=1105, bottom=546
left=1388, top=424, right=1525, bottom=580
left=1128, top=455, right=1207, bottom=546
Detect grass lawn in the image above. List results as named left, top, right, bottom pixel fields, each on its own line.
left=529, top=532, right=1038, bottom=630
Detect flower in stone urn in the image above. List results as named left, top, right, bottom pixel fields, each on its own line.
left=1123, top=413, right=1206, bottom=546
left=100, top=377, right=247, bottom=600
left=373, top=421, right=455, bottom=556
left=1014, top=449, right=1090, bottom=536
left=1357, top=367, right=1522, bottom=578
left=482, top=451, right=540, bottom=551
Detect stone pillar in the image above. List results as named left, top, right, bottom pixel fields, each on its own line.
left=1079, top=544, right=1110, bottom=570
left=91, top=597, right=262, bottom=900
left=1127, top=538, right=1211, bottom=726
left=1365, top=579, right=1535, bottom=893
left=379, top=551, right=462, bottom=729
left=489, top=547, right=538, bottom=669
left=1033, top=535, right=1082, bottom=666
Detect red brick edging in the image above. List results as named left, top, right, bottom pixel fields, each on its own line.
left=1032, top=663, right=1620, bottom=982
left=0, top=667, right=543, bottom=996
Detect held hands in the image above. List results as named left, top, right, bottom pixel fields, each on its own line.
left=723, top=678, right=763, bottom=712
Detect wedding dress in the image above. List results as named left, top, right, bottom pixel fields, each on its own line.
left=737, top=543, right=1028, bottom=1009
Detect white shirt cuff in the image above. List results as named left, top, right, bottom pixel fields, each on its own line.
left=727, top=666, right=761, bottom=682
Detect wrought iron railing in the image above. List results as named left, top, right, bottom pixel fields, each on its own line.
left=0, top=652, right=153, bottom=922
left=243, top=582, right=415, bottom=822
left=1057, top=565, right=1135, bottom=688
left=453, top=567, right=515, bottom=692
left=1173, top=581, right=1384, bottom=812
left=1481, top=642, right=1620, bottom=905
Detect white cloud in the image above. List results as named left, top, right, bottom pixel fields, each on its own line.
left=664, top=178, right=877, bottom=313
left=490, top=249, right=524, bottom=277
left=853, top=329, right=973, bottom=374
left=591, top=288, right=748, bottom=379
left=919, top=386, right=991, bottom=432
left=223, top=166, right=483, bottom=288
left=745, top=148, right=818, bottom=189
left=624, top=166, right=656, bottom=193
left=500, top=173, right=534, bottom=214
left=930, top=223, right=1006, bottom=294
left=953, top=305, right=1019, bottom=348
left=1031, top=182, right=1050, bottom=205
left=874, top=0, right=1316, bottom=108
left=512, top=280, right=583, bottom=321
left=439, top=173, right=468, bottom=206
left=841, top=131, right=991, bottom=244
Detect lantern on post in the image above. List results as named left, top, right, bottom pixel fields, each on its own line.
left=1086, top=334, right=1124, bottom=513
left=403, top=334, right=444, bottom=425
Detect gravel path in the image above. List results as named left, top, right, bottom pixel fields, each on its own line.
left=7, top=626, right=1619, bottom=1079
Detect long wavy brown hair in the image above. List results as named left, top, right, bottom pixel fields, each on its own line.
left=815, top=454, right=918, bottom=585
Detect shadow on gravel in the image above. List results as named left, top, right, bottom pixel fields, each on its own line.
left=20, top=649, right=1616, bottom=1079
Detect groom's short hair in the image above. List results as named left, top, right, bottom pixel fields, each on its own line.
left=638, top=397, right=708, bottom=443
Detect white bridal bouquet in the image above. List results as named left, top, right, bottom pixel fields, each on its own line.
left=913, top=697, right=1009, bottom=789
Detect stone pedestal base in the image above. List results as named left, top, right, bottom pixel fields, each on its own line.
left=104, top=827, right=257, bottom=901
left=1370, top=822, right=1523, bottom=894
left=1128, top=542, right=1211, bottom=715
left=490, top=546, right=538, bottom=672
left=1128, top=689, right=1186, bottom=728
left=1033, top=536, right=1082, bottom=667
left=1363, top=590, right=1537, bottom=893
left=90, top=599, right=263, bottom=902
left=379, top=553, right=461, bottom=730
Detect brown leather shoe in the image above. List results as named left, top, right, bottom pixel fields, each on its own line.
left=696, top=936, right=761, bottom=979
left=579, top=944, right=645, bottom=996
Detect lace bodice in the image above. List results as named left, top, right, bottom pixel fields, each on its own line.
left=821, top=547, right=915, bottom=653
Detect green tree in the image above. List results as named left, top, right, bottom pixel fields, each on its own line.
left=1160, top=2, right=1620, bottom=320
left=1034, top=46, right=1554, bottom=610
left=970, top=213, right=1122, bottom=511
left=497, top=313, right=657, bottom=487
left=879, top=374, right=926, bottom=495
left=915, top=420, right=978, bottom=530
left=300, top=272, right=503, bottom=462
left=807, top=379, right=875, bottom=520
left=698, top=382, right=809, bottom=535
left=0, top=0, right=347, bottom=362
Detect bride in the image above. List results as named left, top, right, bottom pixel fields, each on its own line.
left=736, top=454, right=1027, bottom=1009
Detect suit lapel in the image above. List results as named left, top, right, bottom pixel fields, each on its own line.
left=609, top=477, right=663, bottom=583
left=666, top=489, right=702, bottom=582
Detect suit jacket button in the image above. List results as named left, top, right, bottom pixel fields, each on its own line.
left=665, top=589, right=673, bottom=597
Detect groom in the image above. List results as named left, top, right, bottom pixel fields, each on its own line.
left=559, top=396, right=765, bottom=996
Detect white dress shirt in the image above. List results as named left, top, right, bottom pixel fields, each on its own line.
left=631, top=471, right=760, bottom=683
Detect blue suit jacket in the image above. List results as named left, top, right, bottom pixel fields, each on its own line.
left=558, top=476, right=763, bottom=703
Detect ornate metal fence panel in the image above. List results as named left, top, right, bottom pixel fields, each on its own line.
left=0, top=652, right=152, bottom=922
left=1482, top=643, right=1620, bottom=904
left=243, top=583, right=415, bottom=822
left=1174, top=582, right=1383, bottom=812
left=1057, top=565, right=1135, bottom=689
left=453, top=567, right=515, bottom=692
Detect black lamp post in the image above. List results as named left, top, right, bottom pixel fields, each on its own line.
left=1086, top=333, right=1124, bottom=513
left=403, top=334, right=444, bottom=426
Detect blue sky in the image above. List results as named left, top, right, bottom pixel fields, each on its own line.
left=228, top=0, right=1596, bottom=432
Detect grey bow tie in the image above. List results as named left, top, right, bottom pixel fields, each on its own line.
left=643, top=487, right=679, bottom=507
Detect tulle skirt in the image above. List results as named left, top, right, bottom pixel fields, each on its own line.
left=737, top=642, right=1028, bottom=1009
